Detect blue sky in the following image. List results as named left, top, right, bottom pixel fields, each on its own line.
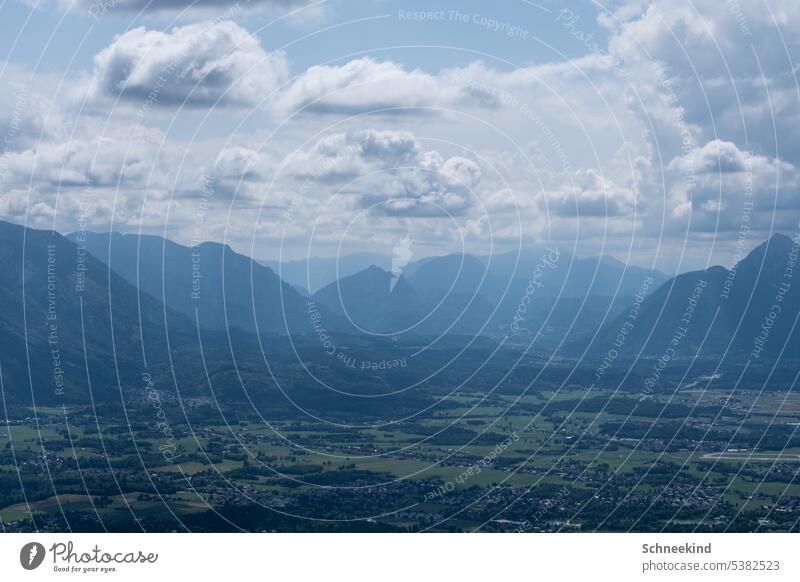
left=0, top=1, right=605, bottom=73
left=1, top=0, right=798, bottom=275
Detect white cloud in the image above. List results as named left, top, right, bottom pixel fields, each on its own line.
left=214, top=146, right=263, bottom=181
left=2, top=124, right=174, bottom=190
left=584, top=0, right=800, bottom=238
left=65, top=0, right=318, bottom=18
left=275, top=57, right=483, bottom=116
left=282, top=129, right=419, bottom=182
left=89, top=21, right=288, bottom=108
left=666, top=139, right=800, bottom=229
left=8, top=0, right=800, bottom=261
left=0, top=80, right=64, bottom=153
left=605, top=0, right=800, bottom=164
left=438, top=156, right=482, bottom=194
left=364, top=155, right=482, bottom=218
left=280, top=129, right=483, bottom=217
left=668, top=139, right=780, bottom=176
left=544, top=168, right=636, bottom=218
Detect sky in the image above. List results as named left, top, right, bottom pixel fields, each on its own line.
left=0, top=0, right=799, bottom=275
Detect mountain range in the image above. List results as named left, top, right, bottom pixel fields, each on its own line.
left=68, top=230, right=341, bottom=335
left=261, top=252, right=392, bottom=294
left=576, top=233, right=800, bottom=361
left=0, top=221, right=192, bottom=403
left=1, top=219, right=798, bottom=406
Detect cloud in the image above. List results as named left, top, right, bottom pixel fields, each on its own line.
left=438, top=156, right=482, bottom=194
left=66, top=0, right=317, bottom=18
left=15, top=0, right=45, bottom=9
left=195, top=145, right=266, bottom=201
left=280, top=129, right=483, bottom=217
left=588, top=0, right=800, bottom=237
left=0, top=80, right=65, bottom=154
left=10, top=0, right=800, bottom=259
left=86, top=0, right=308, bottom=7
left=361, top=151, right=482, bottom=217
left=89, top=20, right=287, bottom=108
left=282, top=129, right=420, bottom=182
left=665, top=139, right=800, bottom=230
left=358, top=129, right=422, bottom=164
left=275, top=57, right=483, bottom=116
left=2, top=124, right=176, bottom=190
left=481, top=188, right=530, bottom=215
left=214, top=146, right=263, bottom=181
left=0, top=95, right=205, bottom=231
left=544, top=169, right=636, bottom=218
left=605, top=0, right=800, bottom=165
left=668, top=139, right=780, bottom=176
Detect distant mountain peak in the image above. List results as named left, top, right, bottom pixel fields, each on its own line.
left=755, top=231, right=795, bottom=250
left=736, top=231, right=796, bottom=270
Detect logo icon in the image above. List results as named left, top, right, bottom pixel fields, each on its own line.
left=390, top=235, right=413, bottom=291
left=20, top=542, right=46, bottom=570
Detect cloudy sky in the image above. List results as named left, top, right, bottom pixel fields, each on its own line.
left=1, top=0, right=798, bottom=273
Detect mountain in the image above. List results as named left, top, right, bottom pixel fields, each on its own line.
left=576, top=233, right=800, bottom=361
left=312, top=248, right=668, bottom=343
left=408, top=253, right=498, bottom=300
left=402, top=248, right=665, bottom=301
left=313, top=266, right=423, bottom=334
left=274, top=246, right=669, bottom=302
left=312, top=264, right=494, bottom=336
left=5, top=219, right=796, bottom=412
left=262, top=252, right=391, bottom=294
left=0, top=222, right=442, bottom=416
left=0, top=220, right=195, bottom=403
left=479, top=247, right=668, bottom=299
left=69, top=231, right=339, bottom=335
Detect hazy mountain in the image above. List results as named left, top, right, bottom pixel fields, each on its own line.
left=314, top=265, right=415, bottom=330
left=0, top=222, right=441, bottom=414
left=312, top=248, right=669, bottom=343
left=479, top=247, right=668, bottom=299
left=577, top=233, right=800, bottom=361
left=262, top=252, right=391, bottom=294
left=269, top=245, right=667, bottom=301
left=0, top=220, right=193, bottom=403
left=68, top=231, right=339, bottom=335
left=408, top=254, right=498, bottom=300
left=500, top=295, right=638, bottom=349
left=4, top=220, right=797, bottom=411
left=399, top=247, right=667, bottom=309
left=313, top=265, right=494, bottom=336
